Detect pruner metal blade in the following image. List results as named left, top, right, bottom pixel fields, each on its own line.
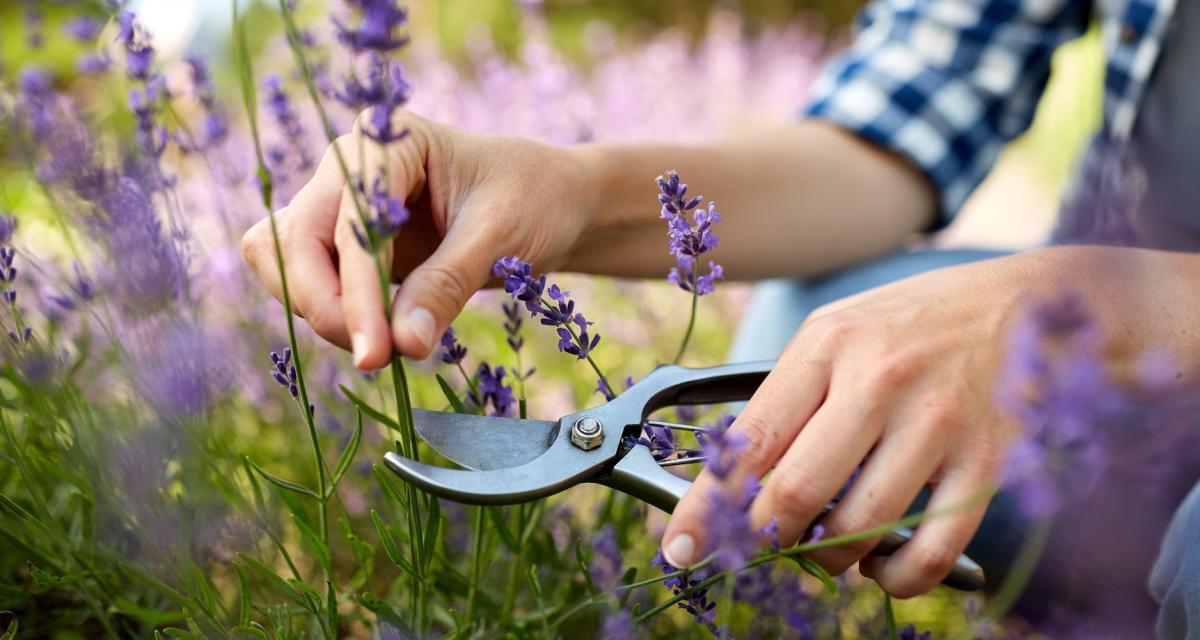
left=411, top=409, right=559, bottom=471
left=384, top=403, right=627, bottom=506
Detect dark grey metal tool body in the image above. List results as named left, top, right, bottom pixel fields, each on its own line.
left=384, top=360, right=985, bottom=591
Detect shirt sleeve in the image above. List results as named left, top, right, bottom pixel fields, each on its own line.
left=805, top=0, right=1091, bottom=224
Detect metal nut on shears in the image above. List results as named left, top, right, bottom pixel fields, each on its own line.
left=570, top=416, right=604, bottom=450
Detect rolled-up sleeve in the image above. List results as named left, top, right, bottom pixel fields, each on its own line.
left=806, top=0, right=1090, bottom=224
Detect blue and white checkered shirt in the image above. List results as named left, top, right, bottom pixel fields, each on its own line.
left=806, top=0, right=1177, bottom=221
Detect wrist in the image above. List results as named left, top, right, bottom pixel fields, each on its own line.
left=1020, top=245, right=1200, bottom=383
left=560, top=143, right=653, bottom=274
left=564, top=143, right=620, bottom=234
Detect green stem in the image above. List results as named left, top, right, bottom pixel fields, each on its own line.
left=501, top=503, right=527, bottom=625
left=672, top=257, right=699, bottom=364
left=537, top=295, right=611, bottom=393
left=885, top=593, right=898, bottom=640
left=455, top=362, right=481, bottom=408
left=464, top=506, right=486, bottom=627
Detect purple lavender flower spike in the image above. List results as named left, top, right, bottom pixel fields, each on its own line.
left=657, top=171, right=724, bottom=297
left=354, top=175, right=410, bottom=251
left=652, top=549, right=719, bottom=633
left=494, top=257, right=611, bottom=394
left=439, top=328, right=467, bottom=365
left=474, top=363, right=515, bottom=417
left=269, top=348, right=300, bottom=399
left=501, top=301, right=525, bottom=353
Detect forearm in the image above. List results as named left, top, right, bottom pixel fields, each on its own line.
left=564, top=119, right=937, bottom=280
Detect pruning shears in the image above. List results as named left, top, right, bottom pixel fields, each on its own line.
left=384, top=360, right=986, bottom=591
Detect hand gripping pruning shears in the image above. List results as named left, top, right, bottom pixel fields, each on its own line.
left=384, top=360, right=986, bottom=591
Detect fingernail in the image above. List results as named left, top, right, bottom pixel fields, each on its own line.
left=663, top=534, right=695, bottom=568
left=405, top=307, right=436, bottom=350
left=351, top=332, right=369, bottom=368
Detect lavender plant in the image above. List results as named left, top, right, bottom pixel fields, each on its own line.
left=657, top=170, right=724, bottom=363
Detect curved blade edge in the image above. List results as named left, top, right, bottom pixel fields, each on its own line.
left=411, top=408, right=559, bottom=471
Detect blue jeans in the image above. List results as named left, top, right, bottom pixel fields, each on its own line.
left=728, top=248, right=1199, bottom=638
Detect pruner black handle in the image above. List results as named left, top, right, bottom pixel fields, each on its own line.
left=631, top=360, right=774, bottom=417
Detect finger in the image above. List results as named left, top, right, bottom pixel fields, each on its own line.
left=803, top=420, right=950, bottom=576
left=336, top=196, right=395, bottom=370
left=242, top=143, right=351, bottom=347
left=334, top=140, right=397, bottom=370
left=868, top=461, right=995, bottom=598
left=660, top=337, right=834, bottom=568
left=390, top=218, right=496, bottom=359
left=747, top=392, right=885, bottom=546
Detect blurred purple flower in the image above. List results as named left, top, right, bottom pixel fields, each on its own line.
left=184, top=55, right=229, bottom=150
left=262, top=74, right=314, bottom=172
left=65, top=15, right=103, bottom=41
left=589, top=525, right=623, bottom=592
left=735, top=564, right=819, bottom=638
left=898, top=624, right=932, bottom=640
left=141, top=323, right=219, bottom=420
left=116, top=11, right=155, bottom=81
left=335, top=0, right=410, bottom=53
left=17, top=67, right=54, bottom=136
left=77, top=53, right=112, bottom=75
left=697, top=418, right=744, bottom=481
left=93, top=177, right=187, bottom=310
left=25, top=7, right=44, bottom=49
left=601, top=610, right=636, bottom=640
left=0, top=216, right=16, bottom=245
left=997, top=292, right=1124, bottom=519
left=129, top=84, right=168, bottom=158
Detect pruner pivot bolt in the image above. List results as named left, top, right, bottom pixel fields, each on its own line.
left=570, top=416, right=604, bottom=450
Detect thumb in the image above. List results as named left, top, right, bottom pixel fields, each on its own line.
left=390, top=224, right=494, bottom=358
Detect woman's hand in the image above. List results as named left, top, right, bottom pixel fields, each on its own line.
left=660, top=246, right=1200, bottom=598
left=241, top=110, right=596, bottom=369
